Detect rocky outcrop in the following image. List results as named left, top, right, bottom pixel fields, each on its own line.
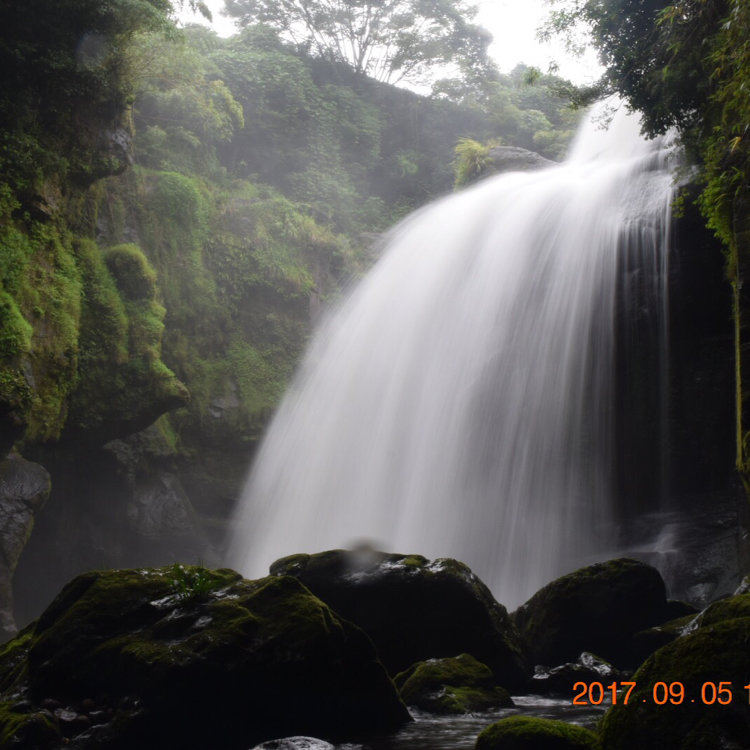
left=513, top=558, right=670, bottom=669
left=599, top=617, right=750, bottom=749
left=270, top=549, right=528, bottom=689
left=0, top=453, right=50, bottom=638
left=12, top=439, right=213, bottom=629
left=0, top=566, right=410, bottom=748
left=485, top=146, right=557, bottom=175
left=394, top=653, right=513, bottom=714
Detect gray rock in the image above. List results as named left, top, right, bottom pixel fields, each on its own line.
left=252, top=738, right=336, bottom=750
left=485, top=146, right=557, bottom=175
left=0, top=453, right=50, bottom=637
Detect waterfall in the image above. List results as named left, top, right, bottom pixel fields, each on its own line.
left=228, top=100, right=677, bottom=609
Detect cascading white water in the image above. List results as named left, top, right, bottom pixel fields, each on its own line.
left=228, top=100, right=677, bottom=608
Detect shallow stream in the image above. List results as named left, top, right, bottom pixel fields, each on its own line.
left=362, top=695, right=607, bottom=750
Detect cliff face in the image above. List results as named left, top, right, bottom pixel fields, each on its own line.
left=2, top=2, right=746, bottom=632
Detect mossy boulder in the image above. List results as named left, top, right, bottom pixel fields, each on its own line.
left=476, top=716, right=600, bottom=750
left=694, top=591, right=750, bottom=628
left=394, top=653, right=513, bottom=714
left=271, top=549, right=528, bottom=688
left=0, top=565, right=410, bottom=749
left=631, top=614, right=697, bottom=665
left=513, top=558, right=669, bottom=669
left=599, top=618, right=750, bottom=749
left=529, top=653, right=622, bottom=695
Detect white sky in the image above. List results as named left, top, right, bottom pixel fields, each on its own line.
left=175, top=0, right=603, bottom=85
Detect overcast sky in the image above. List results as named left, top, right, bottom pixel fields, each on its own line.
left=176, top=0, right=603, bottom=84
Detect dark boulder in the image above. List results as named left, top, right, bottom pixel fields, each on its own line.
left=631, top=614, right=697, bottom=665
left=0, top=565, right=409, bottom=749
left=512, top=558, right=669, bottom=669
left=693, top=590, right=750, bottom=628
left=476, top=716, right=600, bottom=750
left=599, top=617, right=750, bottom=749
left=528, top=652, right=622, bottom=695
left=394, top=653, right=513, bottom=714
left=271, top=549, right=528, bottom=688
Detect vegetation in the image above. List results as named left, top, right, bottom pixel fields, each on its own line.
left=394, top=653, right=513, bottom=714
left=223, top=0, right=494, bottom=87
left=542, top=0, right=750, bottom=485
left=476, top=716, right=601, bottom=750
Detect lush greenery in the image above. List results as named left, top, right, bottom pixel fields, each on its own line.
left=0, top=0, right=579, bottom=467
left=223, top=0, right=494, bottom=87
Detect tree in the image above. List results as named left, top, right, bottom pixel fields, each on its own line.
left=543, top=0, right=750, bottom=480
left=539, top=0, right=727, bottom=138
left=223, top=0, right=493, bottom=86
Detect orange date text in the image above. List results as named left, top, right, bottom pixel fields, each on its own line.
left=572, top=681, right=750, bottom=706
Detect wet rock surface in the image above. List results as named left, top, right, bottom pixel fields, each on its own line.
left=0, top=565, right=409, bottom=749
left=394, top=653, right=513, bottom=714
left=271, top=549, right=528, bottom=688
left=485, top=146, right=557, bottom=174
left=251, top=737, right=336, bottom=750
left=513, top=558, right=671, bottom=670
left=528, top=652, right=623, bottom=695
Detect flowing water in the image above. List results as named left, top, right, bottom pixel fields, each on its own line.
left=229, top=99, right=677, bottom=609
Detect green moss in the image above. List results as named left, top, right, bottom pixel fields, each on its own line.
left=696, top=592, right=750, bottom=628
left=103, top=244, right=158, bottom=300
left=513, top=558, right=667, bottom=669
left=0, top=702, right=59, bottom=749
left=11, top=220, right=83, bottom=443
left=394, top=653, right=513, bottom=714
left=599, top=618, right=750, bottom=749
left=65, top=239, right=187, bottom=440
left=476, top=716, right=601, bottom=750
left=0, top=625, right=35, bottom=694
left=0, top=291, right=33, bottom=359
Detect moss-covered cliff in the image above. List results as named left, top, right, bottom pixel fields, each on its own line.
left=0, top=0, right=586, bottom=628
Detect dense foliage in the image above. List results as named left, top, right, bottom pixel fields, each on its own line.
left=223, top=0, right=494, bottom=87
left=0, top=0, right=578, bottom=512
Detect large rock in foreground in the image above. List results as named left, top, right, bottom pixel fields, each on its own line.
left=599, top=617, right=750, bottom=749
left=476, top=716, right=600, bottom=750
left=0, top=565, right=409, bottom=749
left=513, top=558, right=669, bottom=669
left=271, top=549, right=528, bottom=688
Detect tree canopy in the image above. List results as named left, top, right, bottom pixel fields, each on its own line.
left=223, top=0, right=493, bottom=86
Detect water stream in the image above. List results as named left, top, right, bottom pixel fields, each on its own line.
left=229, top=99, right=677, bottom=609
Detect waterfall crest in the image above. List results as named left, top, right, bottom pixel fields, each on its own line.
left=229, top=100, right=677, bottom=608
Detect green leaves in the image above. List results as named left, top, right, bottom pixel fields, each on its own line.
left=224, top=0, right=492, bottom=86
